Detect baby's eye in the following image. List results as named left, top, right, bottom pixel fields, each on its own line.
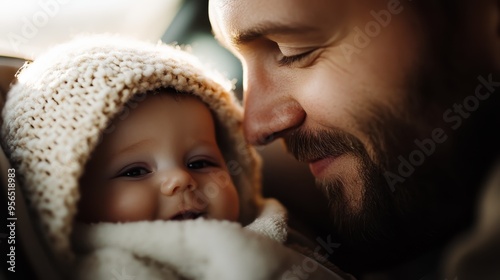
left=187, top=160, right=216, bottom=170
left=118, top=167, right=151, bottom=177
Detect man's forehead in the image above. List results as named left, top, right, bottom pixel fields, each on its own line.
left=208, top=0, right=234, bottom=47
left=209, top=0, right=336, bottom=47
left=209, top=0, right=270, bottom=40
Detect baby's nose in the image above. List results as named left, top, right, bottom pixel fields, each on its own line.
left=160, top=169, right=197, bottom=196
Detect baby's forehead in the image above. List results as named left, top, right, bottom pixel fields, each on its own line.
left=93, top=91, right=221, bottom=153
left=107, top=91, right=218, bottom=142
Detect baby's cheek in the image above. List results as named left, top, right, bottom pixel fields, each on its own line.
left=100, top=184, right=157, bottom=222
left=214, top=182, right=240, bottom=222
left=199, top=171, right=239, bottom=221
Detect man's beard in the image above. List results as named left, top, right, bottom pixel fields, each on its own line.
left=285, top=127, right=402, bottom=246
left=283, top=96, right=500, bottom=275
left=283, top=99, right=468, bottom=267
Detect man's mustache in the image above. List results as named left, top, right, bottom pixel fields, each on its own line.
left=284, top=128, right=366, bottom=162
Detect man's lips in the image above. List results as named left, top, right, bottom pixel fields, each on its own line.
left=169, top=210, right=206, bottom=221
left=308, top=156, right=338, bottom=178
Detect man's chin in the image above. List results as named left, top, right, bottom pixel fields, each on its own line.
left=317, top=175, right=397, bottom=248
left=317, top=177, right=363, bottom=216
left=318, top=176, right=411, bottom=272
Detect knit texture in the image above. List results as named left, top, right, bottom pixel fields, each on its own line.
left=1, top=35, right=263, bottom=264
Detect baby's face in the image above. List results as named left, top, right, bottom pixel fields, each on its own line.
left=77, top=93, right=240, bottom=223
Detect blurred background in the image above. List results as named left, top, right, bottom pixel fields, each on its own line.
left=0, top=1, right=333, bottom=278
left=0, top=0, right=244, bottom=96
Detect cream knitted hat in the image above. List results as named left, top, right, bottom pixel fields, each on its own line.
left=1, top=36, right=262, bottom=263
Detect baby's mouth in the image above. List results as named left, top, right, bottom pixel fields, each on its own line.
left=170, top=210, right=206, bottom=221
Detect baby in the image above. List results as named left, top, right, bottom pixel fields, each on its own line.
left=1, top=36, right=347, bottom=280
left=76, top=90, right=240, bottom=224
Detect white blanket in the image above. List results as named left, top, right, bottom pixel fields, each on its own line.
left=71, top=199, right=345, bottom=280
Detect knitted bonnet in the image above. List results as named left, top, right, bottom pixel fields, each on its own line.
left=1, top=36, right=262, bottom=262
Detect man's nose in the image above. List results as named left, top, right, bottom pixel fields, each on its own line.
left=160, top=169, right=197, bottom=196
left=243, top=70, right=306, bottom=145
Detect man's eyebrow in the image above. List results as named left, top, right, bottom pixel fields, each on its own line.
left=231, top=23, right=317, bottom=46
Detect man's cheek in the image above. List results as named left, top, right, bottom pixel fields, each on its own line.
left=296, top=62, right=354, bottom=125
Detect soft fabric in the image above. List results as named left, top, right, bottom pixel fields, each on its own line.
left=1, top=35, right=263, bottom=265
left=71, top=199, right=344, bottom=280
left=443, top=163, right=500, bottom=279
